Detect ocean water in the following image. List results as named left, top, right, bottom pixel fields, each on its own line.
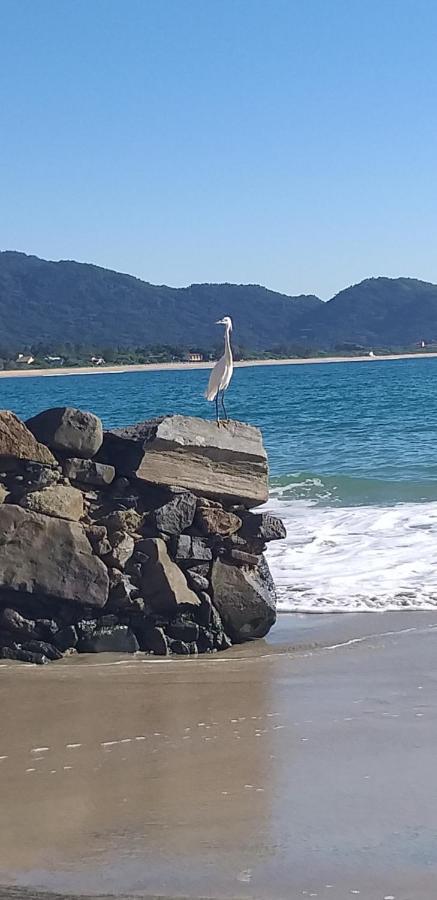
left=2, top=357, right=437, bottom=613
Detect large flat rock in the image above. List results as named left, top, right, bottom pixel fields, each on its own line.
left=0, top=505, right=109, bottom=607
left=101, top=416, right=268, bottom=508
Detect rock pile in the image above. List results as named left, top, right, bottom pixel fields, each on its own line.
left=0, top=408, right=286, bottom=664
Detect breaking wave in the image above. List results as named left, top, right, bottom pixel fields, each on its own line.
left=264, top=472, right=437, bottom=613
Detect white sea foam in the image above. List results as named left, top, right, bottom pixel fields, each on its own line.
left=264, top=497, right=437, bottom=612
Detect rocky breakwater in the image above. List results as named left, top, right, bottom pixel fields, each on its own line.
left=0, top=408, right=285, bottom=664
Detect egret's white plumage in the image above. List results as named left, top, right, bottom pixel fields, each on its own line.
left=205, top=316, right=234, bottom=421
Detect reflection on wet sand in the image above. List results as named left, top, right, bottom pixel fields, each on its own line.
left=3, top=612, right=437, bottom=899
left=1, top=650, right=278, bottom=896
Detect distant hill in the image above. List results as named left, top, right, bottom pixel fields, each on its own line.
left=0, top=251, right=321, bottom=352
left=1, top=251, right=437, bottom=352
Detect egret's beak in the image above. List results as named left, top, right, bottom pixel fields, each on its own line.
left=216, top=319, right=225, bottom=324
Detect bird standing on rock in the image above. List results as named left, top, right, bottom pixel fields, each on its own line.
left=205, top=316, right=234, bottom=425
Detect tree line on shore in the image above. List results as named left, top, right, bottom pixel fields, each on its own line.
left=1, top=340, right=435, bottom=371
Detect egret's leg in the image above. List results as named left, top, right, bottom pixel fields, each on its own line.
left=221, top=391, right=228, bottom=421
left=215, top=392, right=221, bottom=426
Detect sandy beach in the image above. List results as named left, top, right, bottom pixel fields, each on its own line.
left=1, top=611, right=437, bottom=899
left=1, top=351, right=437, bottom=379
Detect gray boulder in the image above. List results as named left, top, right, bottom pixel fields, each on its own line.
left=172, top=535, right=212, bottom=566
left=211, top=555, right=276, bottom=642
left=63, top=458, right=115, bottom=486
left=140, top=537, right=200, bottom=614
left=0, top=411, right=56, bottom=466
left=239, top=511, right=287, bottom=542
left=0, top=504, right=109, bottom=607
left=26, top=407, right=103, bottom=459
left=20, top=484, right=84, bottom=521
left=152, top=492, right=197, bottom=535
left=100, top=415, right=268, bottom=507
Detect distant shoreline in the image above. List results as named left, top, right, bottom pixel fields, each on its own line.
left=1, top=351, right=437, bottom=379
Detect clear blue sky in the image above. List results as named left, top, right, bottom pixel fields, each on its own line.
left=1, top=0, right=436, bottom=299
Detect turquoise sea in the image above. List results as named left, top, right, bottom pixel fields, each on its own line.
left=2, top=356, right=437, bottom=612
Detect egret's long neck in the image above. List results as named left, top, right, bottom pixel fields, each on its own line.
left=224, top=325, right=232, bottom=362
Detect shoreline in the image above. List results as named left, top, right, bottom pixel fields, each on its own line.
left=1, top=350, right=437, bottom=379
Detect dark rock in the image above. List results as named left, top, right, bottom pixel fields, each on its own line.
left=35, top=618, right=59, bottom=640
left=26, top=407, right=103, bottom=459
left=0, top=609, right=59, bottom=643
left=238, top=511, right=287, bottom=543
left=195, top=505, right=242, bottom=537
left=0, top=411, right=56, bottom=466
left=196, top=628, right=215, bottom=652
left=0, top=505, right=109, bottom=607
left=0, top=646, right=49, bottom=664
left=186, top=571, right=210, bottom=592
left=53, top=625, right=78, bottom=651
left=63, top=458, right=115, bottom=486
left=151, top=492, right=197, bottom=535
left=77, top=625, right=139, bottom=654
left=109, top=476, right=130, bottom=496
left=140, top=538, right=200, bottom=614
left=168, top=638, right=190, bottom=655
left=100, top=415, right=268, bottom=507
left=137, top=625, right=169, bottom=655
left=211, top=555, right=276, bottom=642
left=172, top=535, right=213, bottom=566
left=167, top=618, right=200, bottom=642
left=0, top=608, right=38, bottom=639
left=21, top=640, right=63, bottom=661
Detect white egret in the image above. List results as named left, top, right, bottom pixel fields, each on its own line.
left=205, top=316, right=234, bottom=424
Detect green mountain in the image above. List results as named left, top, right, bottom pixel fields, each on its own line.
left=1, top=251, right=437, bottom=352
left=306, top=277, right=437, bottom=348
left=0, top=251, right=321, bottom=352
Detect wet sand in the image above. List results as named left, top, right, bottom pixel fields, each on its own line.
left=1, top=351, right=437, bottom=379
left=1, top=612, right=437, bottom=899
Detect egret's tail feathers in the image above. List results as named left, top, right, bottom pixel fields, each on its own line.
left=205, top=386, right=217, bottom=401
